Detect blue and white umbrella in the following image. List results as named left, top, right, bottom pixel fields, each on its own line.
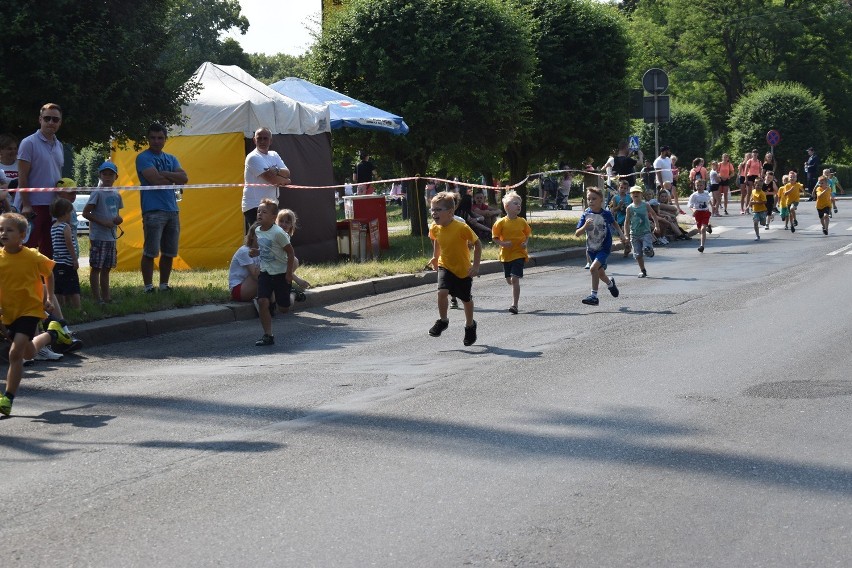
left=270, top=77, right=409, bottom=135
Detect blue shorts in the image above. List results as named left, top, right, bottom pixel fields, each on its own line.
left=142, top=210, right=180, bottom=258
left=753, top=211, right=767, bottom=224
left=588, top=249, right=610, bottom=269
left=502, top=258, right=525, bottom=279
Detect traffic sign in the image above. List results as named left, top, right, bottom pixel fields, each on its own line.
left=642, top=68, right=669, bottom=94
left=643, top=95, right=670, bottom=123
left=628, top=136, right=640, bottom=151
left=766, top=129, right=781, bottom=147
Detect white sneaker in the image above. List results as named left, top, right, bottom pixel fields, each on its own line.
left=660, top=237, right=670, bottom=245
left=35, top=345, right=63, bottom=361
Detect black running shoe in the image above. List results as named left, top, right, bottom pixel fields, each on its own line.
left=463, top=321, right=477, bottom=346
left=608, top=278, right=619, bottom=298
left=429, top=319, right=449, bottom=337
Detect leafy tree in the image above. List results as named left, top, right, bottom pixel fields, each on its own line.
left=627, top=0, right=852, bottom=159
left=312, top=0, right=535, bottom=235
left=249, top=53, right=312, bottom=84
left=638, top=100, right=710, bottom=166
left=727, top=82, right=827, bottom=175
left=0, top=0, right=248, bottom=147
left=506, top=0, right=631, bottom=214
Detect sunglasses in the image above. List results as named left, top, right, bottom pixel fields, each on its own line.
left=41, top=115, right=61, bottom=123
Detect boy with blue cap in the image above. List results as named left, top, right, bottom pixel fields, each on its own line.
left=82, top=161, right=124, bottom=303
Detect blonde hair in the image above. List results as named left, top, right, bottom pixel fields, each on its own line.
left=245, top=222, right=259, bottom=246
left=502, top=190, right=521, bottom=207
left=276, top=208, right=298, bottom=236
left=0, top=212, right=27, bottom=233
left=431, top=191, right=457, bottom=211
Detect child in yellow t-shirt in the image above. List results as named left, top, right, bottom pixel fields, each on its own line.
left=0, top=213, right=62, bottom=416
left=815, top=176, right=832, bottom=235
left=428, top=191, right=481, bottom=346
left=750, top=181, right=767, bottom=241
left=778, top=171, right=803, bottom=232
left=492, top=191, right=532, bottom=314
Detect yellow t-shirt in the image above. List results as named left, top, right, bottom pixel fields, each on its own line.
left=429, top=218, right=478, bottom=278
left=815, top=187, right=832, bottom=209
left=782, top=182, right=802, bottom=204
left=492, top=215, right=532, bottom=263
left=751, top=188, right=767, bottom=212
left=0, top=246, right=55, bottom=324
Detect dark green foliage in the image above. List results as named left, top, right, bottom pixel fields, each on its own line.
left=72, top=145, right=110, bottom=189
left=250, top=53, right=311, bottom=84
left=0, top=0, right=247, bottom=147
left=312, top=0, right=536, bottom=234
left=639, top=101, right=710, bottom=164
left=728, top=83, right=827, bottom=175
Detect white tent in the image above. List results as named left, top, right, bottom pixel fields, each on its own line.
left=176, top=63, right=331, bottom=137
left=112, top=63, right=339, bottom=269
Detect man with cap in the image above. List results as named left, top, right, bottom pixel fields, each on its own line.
left=16, top=103, right=65, bottom=257
left=804, top=147, right=820, bottom=200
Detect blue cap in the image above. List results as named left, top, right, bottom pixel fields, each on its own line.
left=98, top=161, right=118, bottom=174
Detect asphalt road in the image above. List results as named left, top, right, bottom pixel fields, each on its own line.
left=3, top=204, right=852, bottom=567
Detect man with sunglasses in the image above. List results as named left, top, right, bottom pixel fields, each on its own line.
left=16, top=103, right=65, bottom=257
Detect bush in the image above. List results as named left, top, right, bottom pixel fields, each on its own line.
left=728, top=82, right=827, bottom=176
left=639, top=100, right=709, bottom=166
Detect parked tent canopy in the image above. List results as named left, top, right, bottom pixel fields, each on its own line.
left=270, top=77, right=409, bottom=135
left=111, top=63, right=338, bottom=271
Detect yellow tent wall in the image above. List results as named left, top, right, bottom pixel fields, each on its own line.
left=111, top=132, right=245, bottom=271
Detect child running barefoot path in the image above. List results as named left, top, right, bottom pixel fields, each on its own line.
left=491, top=191, right=531, bottom=314
left=0, top=213, right=64, bottom=416
left=253, top=199, right=295, bottom=346
left=428, top=191, right=481, bottom=346
left=575, top=188, right=626, bottom=306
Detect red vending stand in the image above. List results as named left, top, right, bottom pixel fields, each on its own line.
left=344, top=195, right=389, bottom=249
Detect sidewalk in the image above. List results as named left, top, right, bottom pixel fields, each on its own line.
left=73, top=207, right=699, bottom=348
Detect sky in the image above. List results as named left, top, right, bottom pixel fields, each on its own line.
left=228, top=0, right=322, bottom=56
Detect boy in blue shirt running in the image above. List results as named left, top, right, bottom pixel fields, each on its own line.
left=575, top=188, right=627, bottom=305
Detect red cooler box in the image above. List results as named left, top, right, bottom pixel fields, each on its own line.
left=344, top=195, right=389, bottom=249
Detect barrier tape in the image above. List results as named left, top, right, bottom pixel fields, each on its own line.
left=10, top=168, right=701, bottom=195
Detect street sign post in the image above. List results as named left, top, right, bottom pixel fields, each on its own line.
left=628, top=136, right=640, bottom=152
left=766, top=129, right=781, bottom=161
left=641, top=68, right=670, bottom=157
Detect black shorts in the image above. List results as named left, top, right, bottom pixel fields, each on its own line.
left=747, top=175, right=759, bottom=183
left=257, top=271, right=292, bottom=308
left=709, top=184, right=720, bottom=192
left=7, top=316, right=41, bottom=340
left=54, top=263, right=81, bottom=295
left=719, top=178, right=730, bottom=188
left=437, top=267, right=473, bottom=303
left=818, top=207, right=831, bottom=219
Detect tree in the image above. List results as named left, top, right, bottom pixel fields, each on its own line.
left=627, top=0, right=852, bottom=159
left=0, top=0, right=248, bottom=147
left=638, top=100, right=710, bottom=167
left=249, top=53, right=311, bottom=84
left=727, top=82, right=827, bottom=175
left=506, top=0, right=631, bottom=214
left=312, top=0, right=535, bottom=235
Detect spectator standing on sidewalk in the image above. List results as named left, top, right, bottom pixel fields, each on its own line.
left=136, top=123, right=188, bottom=293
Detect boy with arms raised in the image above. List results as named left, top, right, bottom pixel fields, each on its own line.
left=575, top=187, right=626, bottom=305
left=0, top=212, right=64, bottom=416
left=491, top=190, right=531, bottom=314
left=624, top=186, right=659, bottom=278
left=428, top=191, right=481, bottom=346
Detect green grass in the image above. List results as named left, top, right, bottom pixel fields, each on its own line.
left=66, top=216, right=583, bottom=324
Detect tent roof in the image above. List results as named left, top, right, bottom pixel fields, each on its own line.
left=269, top=77, right=409, bottom=135
left=174, top=63, right=331, bottom=137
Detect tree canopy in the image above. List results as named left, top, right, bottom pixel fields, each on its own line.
left=312, top=0, right=536, bottom=234
left=0, top=0, right=248, bottom=147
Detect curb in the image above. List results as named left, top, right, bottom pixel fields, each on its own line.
left=71, top=231, right=676, bottom=348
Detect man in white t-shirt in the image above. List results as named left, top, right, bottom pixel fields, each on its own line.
left=653, top=146, right=673, bottom=190
left=242, top=127, right=291, bottom=233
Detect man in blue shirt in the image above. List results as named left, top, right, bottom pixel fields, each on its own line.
left=135, top=123, right=188, bottom=292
